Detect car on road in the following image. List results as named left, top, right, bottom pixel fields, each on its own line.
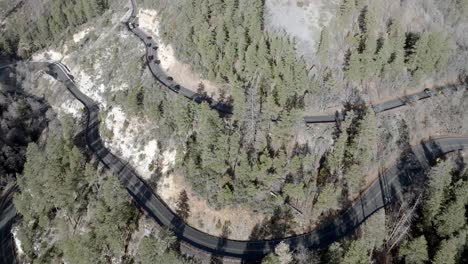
left=154, top=60, right=161, bottom=64
left=173, top=85, right=181, bottom=91
left=152, top=46, right=158, bottom=50
left=147, top=43, right=152, bottom=47
left=148, top=55, right=154, bottom=61
left=424, top=88, right=431, bottom=95
left=147, top=36, right=152, bottom=39
left=167, top=76, right=174, bottom=81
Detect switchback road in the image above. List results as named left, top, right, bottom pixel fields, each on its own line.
left=0, top=45, right=466, bottom=264
left=126, top=1, right=466, bottom=124
left=0, top=0, right=467, bottom=261
left=46, top=62, right=468, bottom=260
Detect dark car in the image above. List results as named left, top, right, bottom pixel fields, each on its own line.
left=167, top=76, right=174, bottom=81
left=424, top=88, right=431, bottom=94
left=154, top=60, right=161, bottom=64
left=148, top=55, right=154, bottom=61
left=147, top=43, right=152, bottom=47
left=152, top=46, right=158, bottom=50
left=147, top=36, right=152, bottom=39
left=174, top=85, right=181, bottom=91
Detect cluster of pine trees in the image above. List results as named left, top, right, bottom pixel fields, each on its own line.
left=157, top=0, right=313, bottom=114
left=12, top=112, right=194, bottom=263
left=0, top=0, right=109, bottom=58
left=13, top=115, right=139, bottom=263
left=106, top=0, right=467, bottom=241
left=316, top=0, right=460, bottom=96
left=129, top=0, right=319, bottom=216
left=398, top=160, right=468, bottom=264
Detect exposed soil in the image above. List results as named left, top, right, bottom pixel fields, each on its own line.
left=157, top=173, right=267, bottom=240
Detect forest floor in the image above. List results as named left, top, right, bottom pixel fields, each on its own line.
left=157, top=173, right=267, bottom=240
left=264, top=0, right=339, bottom=64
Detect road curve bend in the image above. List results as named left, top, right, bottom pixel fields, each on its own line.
left=45, top=62, right=468, bottom=260
left=126, top=1, right=466, bottom=125
left=0, top=0, right=466, bottom=260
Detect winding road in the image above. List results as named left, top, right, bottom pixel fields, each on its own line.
left=126, top=0, right=466, bottom=124
left=46, top=60, right=468, bottom=260
left=0, top=0, right=467, bottom=262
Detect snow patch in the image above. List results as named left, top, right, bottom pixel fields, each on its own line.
left=32, top=50, right=64, bottom=62
left=264, top=0, right=338, bottom=59
left=73, top=27, right=92, bottom=43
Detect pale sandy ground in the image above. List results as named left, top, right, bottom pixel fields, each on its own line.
left=12, top=228, right=24, bottom=256
left=29, top=29, right=168, bottom=181
left=32, top=50, right=64, bottom=62
left=137, top=9, right=222, bottom=98
left=103, top=106, right=177, bottom=180
left=73, top=27, right=93, bottom=43
left=103, top=107, right=162, bottom=180
left=264, top=0, right=338, bottom=63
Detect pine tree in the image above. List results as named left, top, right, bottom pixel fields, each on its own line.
left=423, top=160, right=453, bottom=223
left=176, top=190, right=190, bottom=221
left=339, top=0, right=356, bottom=27
left=398, top=236, right=429, bottom=264
left=314, top=183, right=341, bottom=217
left=432, top=232, right=467, bottom=264
left=435, top=191, right=466, bottom=237
left=342, top=239, right=368, bottom=264
left=317, top=27, right=331, bottom=65
left=346, top=51, right=363, bottom=81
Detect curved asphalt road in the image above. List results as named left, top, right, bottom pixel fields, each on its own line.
left=45, top=62, right=468, bottom=260
left=126, top=0, right=232, bottom=114
left=0, top=0, right=467, bottom=261
left=126, top=1, right=466, bottom=124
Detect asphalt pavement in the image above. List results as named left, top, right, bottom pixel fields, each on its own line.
left=126, top=0, right=467, bottom=124
left=47, top=57, right=468, bottom=260
left=304, top=84, right=466, bottom=123
left=0, top=0, right=467, bottom=261
left=126, top=1, right=232, bottom=114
